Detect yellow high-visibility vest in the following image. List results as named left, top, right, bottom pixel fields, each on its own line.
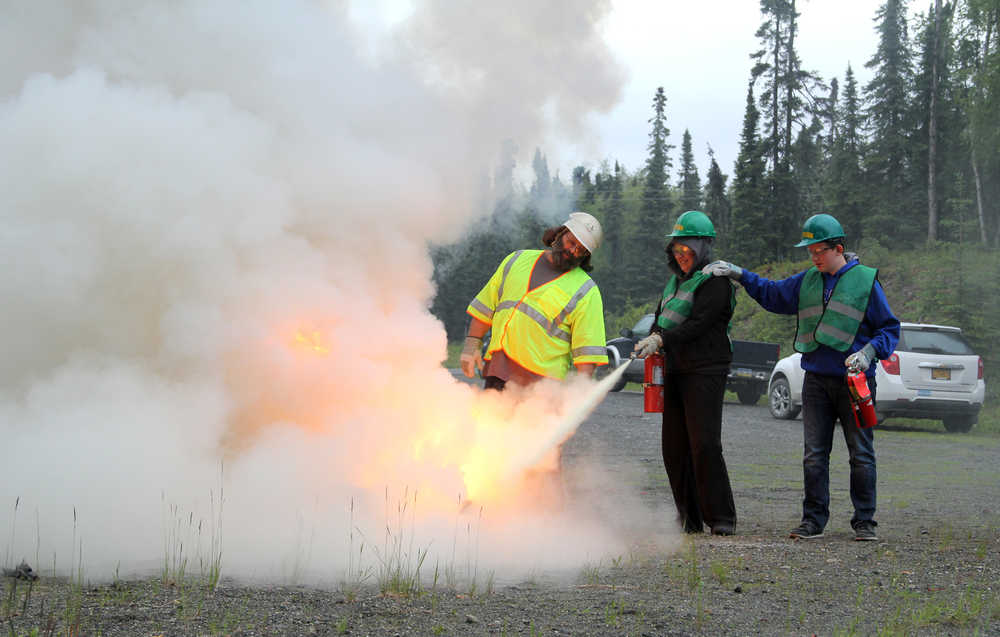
left=467, top=250, right=608, bottom=379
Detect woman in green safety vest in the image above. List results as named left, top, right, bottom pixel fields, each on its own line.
left=633, top=210, right=738, bottom=536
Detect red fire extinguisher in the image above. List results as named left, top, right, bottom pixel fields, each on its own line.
left=644, top=353, right=664, bottom=413
left=847, top=370, right=878, bottom=428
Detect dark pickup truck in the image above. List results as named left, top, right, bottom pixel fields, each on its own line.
left=600, top=313, right=781, bottom=404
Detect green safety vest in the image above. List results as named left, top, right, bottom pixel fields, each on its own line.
left=795, top=264, right=877, bottom=353
left=656, top=272, right=735, bottom=347
left=467, top=250, right=608, bottom=379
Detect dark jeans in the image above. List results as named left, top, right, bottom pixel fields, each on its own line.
left=661, top=372, right=736, bottom=532
left=800, top=371, right=877, bottom=530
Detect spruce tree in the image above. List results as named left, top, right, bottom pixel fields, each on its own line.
left=824, top=65, right=868, bottom=245
left=627, top=87, right=674, bottom=304
left=572, top=165, right=595, bottom=205
left=730, top=82, right=770, bottom=267
left=530, top=147, right=551, bottom=199
left=750, top=0, right=824, bottom=256
left=598, top=162, right=627, bottom=309
left=792, top=115, right=825, bottom=218
left=865, top=0, right=918, bottom=244
left=957, top=0, right=1000, bottom=245
left=913, top=2, right=970, bottom=243
left=703, top=147, right=731, bottom=253
left=677, top=129, right=702, bottom=211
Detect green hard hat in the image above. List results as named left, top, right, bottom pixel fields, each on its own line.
left=794, top=213, right=845, bottom=247
left=668, top=210, right=716, bottom=238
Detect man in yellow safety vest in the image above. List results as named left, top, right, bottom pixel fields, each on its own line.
left=460, top=212, right=609, bottom=391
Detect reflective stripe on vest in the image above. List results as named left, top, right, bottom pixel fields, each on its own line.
left=795, top=264, right=877, bottom=353
left=467, top=250, right=525, bottom=320
left=467, top=250, right=607, bottom=378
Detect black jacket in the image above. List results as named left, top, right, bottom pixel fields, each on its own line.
left=652, top=263, right=735, bottom=375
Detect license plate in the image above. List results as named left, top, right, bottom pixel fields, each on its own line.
left=931, top=368, right=951, bottom=380
left=733, top=367, right=753, bottom=378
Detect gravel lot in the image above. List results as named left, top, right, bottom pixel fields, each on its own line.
left=4, top=389, right=999, bottom=635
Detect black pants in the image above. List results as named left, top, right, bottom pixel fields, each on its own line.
left=483, top=375, right=507, bottom=391
left=661, top=372, right=737, bottom=532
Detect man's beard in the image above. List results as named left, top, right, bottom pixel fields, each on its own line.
left=549, top=246, right=585, bottom=271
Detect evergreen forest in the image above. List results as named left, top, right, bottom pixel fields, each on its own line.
left=430, top=0, right=1000, bottom=402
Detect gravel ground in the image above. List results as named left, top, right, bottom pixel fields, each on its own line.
left=4, top=389, right=999, bottom=636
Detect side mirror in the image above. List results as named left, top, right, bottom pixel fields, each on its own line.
left=620, top=328, right=634, bottom=339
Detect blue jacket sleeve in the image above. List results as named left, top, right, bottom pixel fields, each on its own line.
left=852, top=280, right=900, bottom=361
left=737, top=269, right=807, bottom=315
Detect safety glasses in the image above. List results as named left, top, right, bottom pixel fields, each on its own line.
left=671, top=243, right=695, bottom=258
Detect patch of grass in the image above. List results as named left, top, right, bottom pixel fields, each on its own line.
left=881, top=411, right=1000, bottom=436
left=876, top=584, right=997, bottom=634
left=579, top=562, right=601, bottom=586
left=159, top=472, right=226, bottom=608
left=709, top=560, right=729, bottom=587
left=343, top=496, right=373, bottom=597
left=968, top=402, right=1000, bottom=435
left=372, top=487, right=428, bottom=596
left=203, top=468, right=225, bottom=590
left=602, top=597, right=627, bottom=628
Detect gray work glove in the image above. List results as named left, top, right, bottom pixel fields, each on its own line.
left=701, top=260, right=743, bottom=280
left=633, top=332, right=663, bottom=359
left=845, top=343, right=876, bottom=373
left=460, top=336, right=484, bottom=378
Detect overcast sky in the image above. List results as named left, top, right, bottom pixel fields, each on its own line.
left=352, top=0, right=885, bottom=183
left=585, top=0, right=883, bottom=180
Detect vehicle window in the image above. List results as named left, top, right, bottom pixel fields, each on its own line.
left=898, top=328, right=975, bottom=355
left=633, top=314, right=654, bottom=338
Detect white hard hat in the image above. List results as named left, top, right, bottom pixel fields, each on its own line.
left=563, top=211, right=603, bottom=253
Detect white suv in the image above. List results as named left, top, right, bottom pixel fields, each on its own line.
left=767, top=322, right=985, bottom=433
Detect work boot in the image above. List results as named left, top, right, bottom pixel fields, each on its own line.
left=853, top=520, right=878, bottom=541
left=789, top=521, right=824, bottom=539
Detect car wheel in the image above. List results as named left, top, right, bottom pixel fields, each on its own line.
left=942, top=415, right=976, bottom=433
left=768, top=376, right=801, bottom=420
left=609, top=373, right=627, bottom=392
left=596, top=361, right=628, bottom=392
left=596, top=347, right=629, bottom=392
left=737, top=386, right=762, bottom=405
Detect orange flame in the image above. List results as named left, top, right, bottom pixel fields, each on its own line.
left=293, top=329, right=330, bottom=355
left=225, top=324, right=587, bottom=514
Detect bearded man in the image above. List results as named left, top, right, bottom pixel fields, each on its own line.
left=460, top=212, right=609, bottom=391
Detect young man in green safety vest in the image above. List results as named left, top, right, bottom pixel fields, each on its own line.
left=459, top=211, right=609, bottom=390
left=702, top=213, right=900, bottom=542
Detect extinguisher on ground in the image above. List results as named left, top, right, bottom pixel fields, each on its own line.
left=644, top=353, right=664, bottom=413
left=846, top=370, right=878, bottom=428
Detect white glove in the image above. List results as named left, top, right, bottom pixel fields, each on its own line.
left=701, top=260, right=743, bottom=280
left=845, top=343, right=876, bottom=373
left=633, top=332, right=663, bottom=359
left=460, top=336, right=484, bottom=378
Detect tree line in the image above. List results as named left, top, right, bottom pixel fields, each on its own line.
left=431, top=0, right=1000, bottom=343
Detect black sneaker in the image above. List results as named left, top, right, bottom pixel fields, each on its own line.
left=854, top=521, right=878, bottom=541
left=789, top=522, right=824, bottom=539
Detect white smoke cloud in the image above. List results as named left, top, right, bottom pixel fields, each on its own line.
left=0, top=0, right=671, bottom=584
